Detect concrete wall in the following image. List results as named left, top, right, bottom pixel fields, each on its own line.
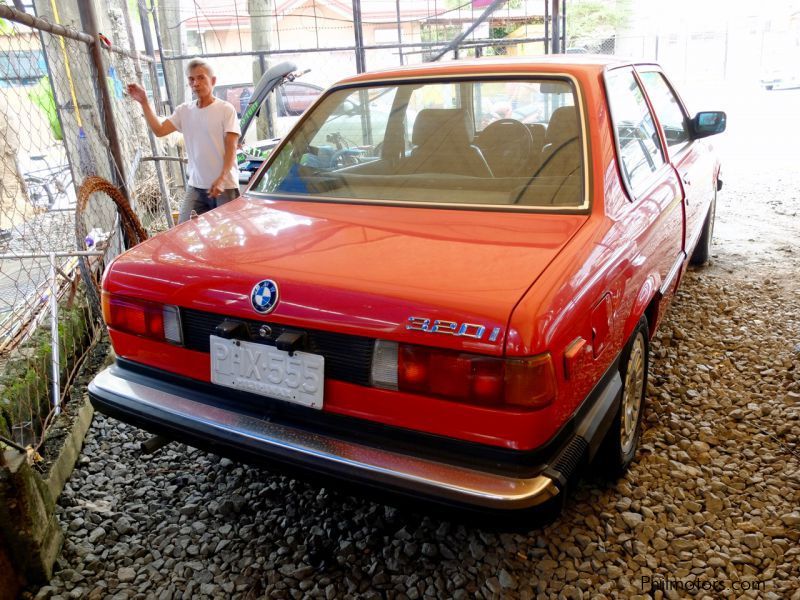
left=0, top=397, right=94, bottom=593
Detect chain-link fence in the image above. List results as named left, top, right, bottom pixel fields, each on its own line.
left=0, top=2, right=178, bottom=453
left=154, top=0, right=550, bottom=142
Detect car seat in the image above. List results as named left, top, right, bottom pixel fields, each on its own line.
left=539, top=106, right=581, bottom=179
left=397, top=108, right=492, bottom=177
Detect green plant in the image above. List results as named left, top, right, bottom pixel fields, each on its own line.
left=566, top=0, right=632, bottom=47
left=0, top=297, right=93, bottom=446
left=28, top=77, right=63, bottom=141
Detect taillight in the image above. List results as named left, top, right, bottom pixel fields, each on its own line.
left=371, top=340, right=556, bottom=410
left=102, top=292, right=183, bottom=344
left=503, top=355, right=557, bottom=408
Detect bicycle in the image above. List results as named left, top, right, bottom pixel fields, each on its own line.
left=22, top=155, right=75, bottom=210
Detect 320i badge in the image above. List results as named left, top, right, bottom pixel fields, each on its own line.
left=405, top=316, right=502, bottom=341
left=90, top=56, right=725, bottom=517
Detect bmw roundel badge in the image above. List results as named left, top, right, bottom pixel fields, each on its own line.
left=250, top=279, right=279, bottom=314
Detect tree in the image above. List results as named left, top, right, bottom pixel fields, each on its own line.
left=248, top=0, right=275, bottom=139
left=158, top=0, right=185, bottom=106
left=566, top=0, right=631, bottom=49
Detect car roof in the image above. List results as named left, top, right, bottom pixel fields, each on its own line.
left=336, top=55, right=638, bottom=85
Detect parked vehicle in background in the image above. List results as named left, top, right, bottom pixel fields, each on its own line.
left=90, top=56, right=725, bottom=518
left=760, top=66, right=800, bottom=90
left=231, top=64, right=324, bottom=185
left=216, top=79, right=323, bottom=137
left=759, top=33, right=800, bottom=90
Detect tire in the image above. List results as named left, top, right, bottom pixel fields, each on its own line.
left=690, top=190, right=716, bottom=266
left=595, top=317, right=649, bottom=478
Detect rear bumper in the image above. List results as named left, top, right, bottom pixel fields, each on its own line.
left=89, top=361, right=620, bottom=510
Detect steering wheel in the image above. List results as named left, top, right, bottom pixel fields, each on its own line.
left=476, top=119, right=533, bottom=178
left=330, top=149, right=361, bottom=169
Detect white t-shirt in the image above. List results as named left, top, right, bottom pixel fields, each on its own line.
left=168, top=98, right=241, bottom=189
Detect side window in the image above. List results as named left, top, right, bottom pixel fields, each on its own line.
left=638, top=71, right=690, bottom=153
left=605, top=68, right=665, bottom=197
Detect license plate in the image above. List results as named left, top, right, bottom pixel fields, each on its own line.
left=210, top=335, right=324, bottom=409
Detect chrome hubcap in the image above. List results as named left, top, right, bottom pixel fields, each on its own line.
left=620, top=333, right=646, bottom=454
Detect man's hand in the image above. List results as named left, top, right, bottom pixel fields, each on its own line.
left=126, top=83, right=148, bottom=105
left=127, top=84, right=176, bottom=137
left=209, top=177, right=225, bottom=198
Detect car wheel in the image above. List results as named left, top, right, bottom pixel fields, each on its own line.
left=596, top=317, right=649, bottom=478
left=690, top=190, right=716, bottom=265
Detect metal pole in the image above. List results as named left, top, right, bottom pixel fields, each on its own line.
left=0, top=251, right=104, bottom=259
left=27, top=3, right=78, bottom=205
left=149, top=0, right=175, bottom=112
left=161, top=36, right=548, bottom=61
left=561, top=0, right=566, bottom=53
left=149, top=0, right=186, bottom=185
left=120, top=0, right=142, bottom=78
left=544, top=0, right=549, bottom=55
left=429, top=0, right=506, bottom=62
left=0, top=251, right=105, bottom=416
left=352, top=0, right=366, bottom=73
left=723, top=21, right=729, bottom=80
left=137, top=1, right=174, bottom=227
left=551, top=0, right=560, bottom=55
left=0, top=5, right=149, bottom=63
left=0, top=4, right=89, bottom=40
left=49, top=252, right=60, bottom=416
left=79, top=0, right=129, bottom=192
left=137, top=2, right=164, bottom=111
left=395, top=0, right=403, bottom=66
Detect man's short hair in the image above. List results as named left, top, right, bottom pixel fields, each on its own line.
left=187, top=58, right=214, bottom=78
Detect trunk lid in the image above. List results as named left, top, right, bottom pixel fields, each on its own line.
left=106, top=198, right=587, bottom=354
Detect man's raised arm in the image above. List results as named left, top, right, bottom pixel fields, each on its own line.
left=127, top=83, right=177, bottom=138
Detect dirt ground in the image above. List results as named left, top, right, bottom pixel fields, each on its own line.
left=702, top=83, right=800, bottom=278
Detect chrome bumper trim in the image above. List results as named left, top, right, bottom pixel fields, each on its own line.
left=89, top=366, right=560, bottom=510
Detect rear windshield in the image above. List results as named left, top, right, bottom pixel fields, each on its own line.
left=251, top=77, right=586, bottom=210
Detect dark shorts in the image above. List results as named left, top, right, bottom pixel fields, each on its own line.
left=178, top=186, right=240, bottom=223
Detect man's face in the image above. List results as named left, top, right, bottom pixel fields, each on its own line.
left=187, top=66, right=215, bottom=100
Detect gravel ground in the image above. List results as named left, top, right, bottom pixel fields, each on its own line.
left=28, top=87, right=800, bottom=600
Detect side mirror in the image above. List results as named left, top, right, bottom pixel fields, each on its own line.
left=691, top=111, right=726, bottom=138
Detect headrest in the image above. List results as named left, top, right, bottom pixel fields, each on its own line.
left=412, top=108, right=475, bottom=147
left=545, top=106, right=579, bottom=145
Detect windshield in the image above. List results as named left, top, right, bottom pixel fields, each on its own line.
left=251, top=77, right=586, bottom=209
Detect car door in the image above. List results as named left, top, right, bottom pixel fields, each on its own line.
left=605, top=67, right=685, bottom=300
left=636, top=68, right=714, bottom=257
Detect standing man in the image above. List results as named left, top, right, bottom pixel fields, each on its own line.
left=127, top=58, right=241, bottom=223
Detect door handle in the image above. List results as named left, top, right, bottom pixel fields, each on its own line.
left=681, top=172, right=691, bottom=186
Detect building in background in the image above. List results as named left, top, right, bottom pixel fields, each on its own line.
left=179, top=0, right=546, bottom=89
